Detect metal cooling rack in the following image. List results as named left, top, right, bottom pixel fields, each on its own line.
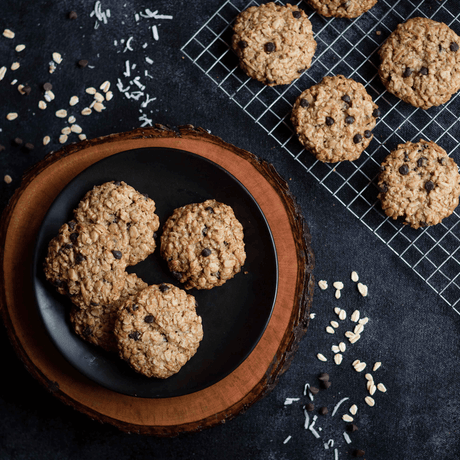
left=181, top=0, right=460, bottom=312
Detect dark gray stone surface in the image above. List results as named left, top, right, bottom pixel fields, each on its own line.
left=1, top=1, right=460, bottom=459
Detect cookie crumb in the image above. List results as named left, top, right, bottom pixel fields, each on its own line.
left=4, top=174, right=12, bottom=184
left=357, top=282, right=368, bottom=297
left=3, top=29, right=15, bottom=39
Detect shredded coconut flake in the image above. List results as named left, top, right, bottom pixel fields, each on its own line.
left=331, top=397, right=349, bottom=417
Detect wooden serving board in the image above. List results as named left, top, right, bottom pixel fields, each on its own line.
left=0, top=125, right=314, bottom=435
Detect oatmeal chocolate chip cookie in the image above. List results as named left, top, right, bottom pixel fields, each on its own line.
left=378, top=140, right=460, bottom=229
left=114, top=284, right=203, bottom=379
left=160, top=200, right=246, bottom=290
left=74, top=181, right=160, bottom=266
left=231, top=2, right=316, bottom=86
left=70, top=273, right=148, bottom=352
left=306, top=0, right=377, bottom=18
left=379, top=17, right=460, bottom=109
left=291, top=75, right=379, bottom=163
left=43, top=221, right=128, bottom=310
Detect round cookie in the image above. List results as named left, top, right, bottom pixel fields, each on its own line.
left=291, top=75, right=379, bottom=163
left=160, top=199, right=246, bottom=290
left=74, top=181, right=160, bottom=266
left=70, top=273, right=148, bottom=352
left=379, top=17, right=460, bottom=109
left=231, top=2, right=317, bottom=86
left=114, top=283, right=203, bottom=379
left=306, top=0, right=377, bottom=18
left=43, top=221, right=128, bottom=310
left=377, top=140, right=460, bottom=229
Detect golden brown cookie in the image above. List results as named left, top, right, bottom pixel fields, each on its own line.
left=306, top=0, right=377, bottom=18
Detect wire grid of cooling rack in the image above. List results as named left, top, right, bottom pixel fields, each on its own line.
left=181, top=0, right=460, bottom=312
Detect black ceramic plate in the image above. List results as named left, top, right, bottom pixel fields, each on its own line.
left=33, top=147, right=278, bottom=398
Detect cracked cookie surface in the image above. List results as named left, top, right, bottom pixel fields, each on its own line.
left=114, top=283, right=203, bottom=379
left=379, top=17, right=460, bottom=109
left=377, top=140, right=460, bottom=229
left=291, top=75, right=379, bottom=163
left=160, top=199, right=246, bottom=290
left=231, top=2, right=316, bottom=86
left=306, top=0, right=377, bottom=18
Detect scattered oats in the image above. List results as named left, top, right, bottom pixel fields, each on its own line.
left=78, top=134, right=87, bottom=140
left=369, top=383, right=376, bottom=395
left=373, top=362, right=381, bottom=371
left=4, top=174, right=12, bottom=184
left=317, top=353, right=327, bottom=362
left=0, top=66, right=7, bottom=81
left=339, top=342, right=346, bottom=352
left=357, top=282, right=368, bottom=297
left=332, top=345, right=340, bottom=353
left=45, top=90, right=55, bottom=101
left=68, top=115, right=76, bottom=124
left=49, top=62, right=56, bottom=73
left=367, top=380, right=373, bottom=391
left=61, top=127, right=71, bottom=135
left=3, top=29, right=15, bottom=39
left=365, top=396, right=375, bottom=407
left=89, top=100, right=96, bottom=109
left=335, top=290, right=341, bottom=299
left=100, top=80, right=110, bottom=92
left=334, top=307, right=341, bottom=315
left=345, top=331, right=354, bottom=339
left=43, top=136, right=50, bottom=145
left=330, top=321, right=339, bottom=329
left=86, top=87, right=97, bottom=95
left=310, top=313, right=316, bottom=319
left=81, top=107, right=92, bottom=116
left=342, top=414, right=354, bottom=422
left=52, top=52, right=63, bottom=64
left=352, top=359, right=361, bottom=367
left=339, top=310, right=346, bottom=320
left=93, top=102, right=105, bottom=112
left=6, top=112, right=18, bottom=121
left=15, top=44, right=25, bottom=52
left=354, top=324, right=364, bottom=335
left=333, top=281, right=344, bottom=290
left=71, top=124, right=82, bottom=134
left=55, top=109, right=67, bottom=118
left=351, top=310, right=360, bottom=323
left=17, top=84, right=25, bottom=94
left=351, top=271, right=359, bottom=282
left=377, top=383, right=387, bottom=393
left=69, top=96, right=79, bottom=106
left=11, top=79, right=17, bottom=85
left=376, top=30, right=382, bottom=36
left=349, top=404, right=358, bottom=415
left=365, top=373, right=374, bottom=381
left=334, top=353, right=343, bottom=365
left=94, top=92, right=105, bottom=102
left=11, top=62, right=20, bottom=71
left=38, top=100, right=47, bottom=110
left=359, top=317, right=369, bottom=325
left=326, top=326, right=335, bottom=334
left=105, top=90, right=113, bottom=101
left=349, top=333, right=361, bottom=344
left=318, top=280, right=328, bottom=290
left=59, top=134, right=68, bottom=144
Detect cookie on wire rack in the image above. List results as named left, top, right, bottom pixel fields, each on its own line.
left=306, top=0, right=377, bottom=18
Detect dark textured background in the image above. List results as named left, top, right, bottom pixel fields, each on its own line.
left=1, top=1, right=460, bottom=459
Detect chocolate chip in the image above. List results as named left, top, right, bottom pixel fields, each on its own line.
left=68, top=11, right=78, bottom=19
left=128, top=331, right=141, bottom=341
left=372, top=108, right=381, bottom=118
left=420, top=66, right=428, bottom=75
left=238, top=40, right=248, bottom=49
left=265, top=79, right=274, bottom=85
left=143, top=193, right=149, bottom=199
left=309, top=386, right=319, bottom=395
left=403, top=67, right=412, bottom=77
left=159, top=283, right=169, bottom=293
left=43, top=82, right=53, bottom=91
left=292, top=10, right=301, bottom=18
left=305, top=403, right=315, bottom=412
left=341, top=94, right=351, bottom=103
left=113, top=180, right=121, bottom=186
left=68, top=221, right=76, bottom=230
left=202, top=226, right=208, bottom=236
left=399, top=164, right=409, bottom=175
left=347, top=423, right=359, bottom=432
left=364, top=130, right=372, bottom=138
left=63, top=243, right=73, bottom=250
left=353, top=449, right=365, bottom=457
left=319, top=406, right=328, bottom=415
left=153, top=232, right=157, bottom=239
left=14, top=137, right=23, bottom=146
left=264, top=42, right=276, bottom=53
left=321, top=380, right=332, bottom=389
left=417, top=157, right=427, bottom=167
left=201, top=248, right=212, bottom=257
left=205, top=206, right=214, bottom=213
left=132, top=304, right=139, bottom=311
left=172, top=271, right=183, bottom=280
left=439, top=157, right=446, bottom=165
left=90, top=301, right=99, bottom=306
left=24, top=142, right=34, bottom=151
left=144, top=315, right=154, bottom=323
left=425, top=180, right=435, bottom=192
left=75, top=253, right=85, bottom=264
left=23, top=85, right=31, bottom=95
left=112, top=250, right=122, bottom=260
left=318, top=372, right=329, bottom=381
left=300, top=99, right=309, bottom=108
left=326, top=116, right=335, bottom=126
left=345, top=116, right=355, bottom=124
left=78, top=59, right=88, bottom=68
left=82, top=326, right=92, bottom=337
left=53, top=278, right=64, bottom=288
left=450, top=42, right=459, bottom=52
left=353, top=134, right=362, bottom=144
left=379, top=183, right=388, bottom=193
